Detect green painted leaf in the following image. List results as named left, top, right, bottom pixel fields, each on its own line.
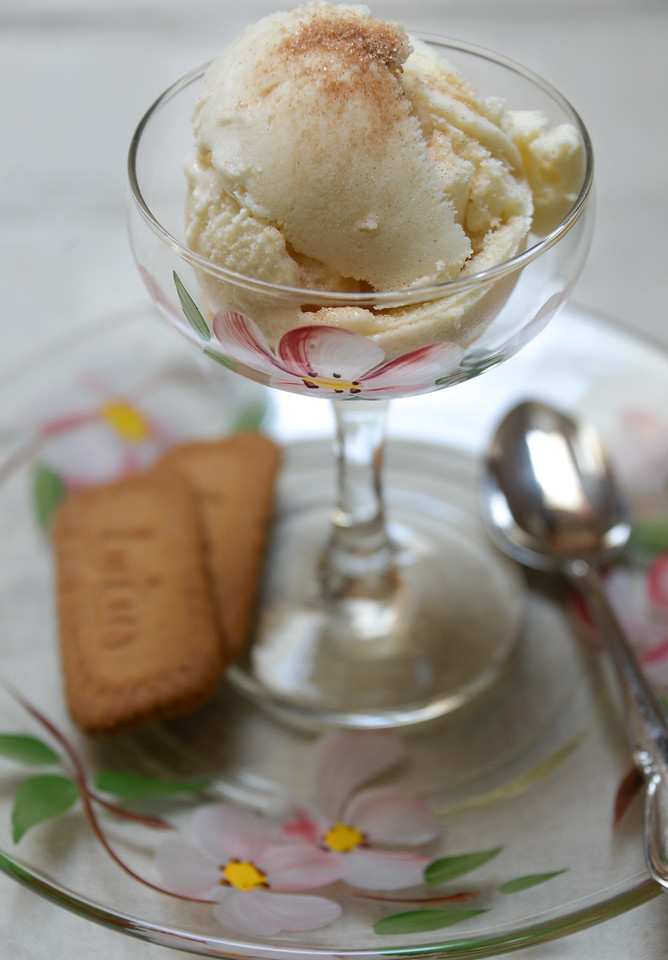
left=374, top=909, right=488, bottom=935
left=174, top=272, right=211, bottom=341
left=630, top=522, right=668, bottom=554
left=499, top=870, right=567, bottom=894
left=233, top=399, right=268, bottom=433
left=32, top=464, right=67, bottom=529
left=12, top=775, right=79, bottom=842
left=203, top=347, right=237, bottom=371
left=95, top=770, right=212, bottom=798
left=0, top=734, right=60, bottom=766
left=425, top=848, right=503, bottom=885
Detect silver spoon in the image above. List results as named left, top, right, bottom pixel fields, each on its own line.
left=481, top=398, right=668, bottom=890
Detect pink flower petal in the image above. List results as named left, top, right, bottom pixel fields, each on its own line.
left=312, top=730, right=405, bottom=820
left=278, top=800, right=325, bottom=847
left=342, top=849, right=430, bottom=890
left=608, top=412, right=668, bottom=497
left=363, top=342, right=464, bottom=394
left=214, top=889, right=341, bottom=936
left=155, top=838, right=219, bottom=898
left=139, top=265, right=181, bottom=319
left=39, top=410, right=97, bottom=436
left=262, top=844, right=344, bottom=890
left=640, top=636, right=668, bottom=667
left=277, top=325, right=384, bottom=380
left=213, top=310, right=283, bottom=378
left=253, top=890, right=342, bottom=933
left=344, top=787, right=442, bottom=847
left=214, top=888, right=277, bottom=938
left=648, top=556, right=668, bottom=613
left=42, top=422, right=128, bottom=485
left=641, top=649, right=668, bottom=691
left=191, top=803, right=273, bottom=863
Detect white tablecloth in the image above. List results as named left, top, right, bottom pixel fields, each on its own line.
left=1, top=0, right=667, bottom=956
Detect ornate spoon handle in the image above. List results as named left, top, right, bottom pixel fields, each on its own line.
left=568, top=561, right=668, bottom=890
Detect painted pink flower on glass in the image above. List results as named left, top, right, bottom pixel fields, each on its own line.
left=604, top=556, right=668, bottom=691
left=648, top=555, right=668, bottom=614
left=140, top=266, right=190, bottom=334
left=28, top=380, right=171, bottom=491
left=156, top=803, right=342, bottom=937
left=603, top=409, right=668, bottom=501
left=572, top=556, right=668, bottom=694
left=213, top=310, right=464, bottom=399
left=279, top=730, right=442, bottom=891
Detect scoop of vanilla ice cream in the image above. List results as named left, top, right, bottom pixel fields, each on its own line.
left=184, top=2, right=584, bottom=356
left=504, top=110, right=586, bottom=236
left=190, top=5, right=470, bottom=292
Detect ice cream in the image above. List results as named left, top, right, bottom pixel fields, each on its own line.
left=184, top=2, right=585, bottom=358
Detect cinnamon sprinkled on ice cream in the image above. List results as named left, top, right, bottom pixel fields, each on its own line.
left=184, top=2, right=585, bottom=357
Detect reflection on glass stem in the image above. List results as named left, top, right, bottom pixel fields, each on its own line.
left=320, top=399, right=401, bottom=642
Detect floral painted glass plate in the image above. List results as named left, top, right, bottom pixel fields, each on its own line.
left=0, top=302, right=666, bottom=958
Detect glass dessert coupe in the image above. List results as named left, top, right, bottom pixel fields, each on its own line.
left=127, top=36, right=594, bottom=729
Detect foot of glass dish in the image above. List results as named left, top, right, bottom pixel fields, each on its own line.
left=227, top=438, right=525, bottom=728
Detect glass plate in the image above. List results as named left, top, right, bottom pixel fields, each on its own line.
left=0, top=302, right=665, bottom=958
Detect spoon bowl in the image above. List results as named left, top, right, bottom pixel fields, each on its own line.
left=482, top=400, right=632, bottom=573
left=481, top=399, right=668, bottom=892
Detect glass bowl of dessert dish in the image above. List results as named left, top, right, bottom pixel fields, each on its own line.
left=127, top=1, right=594, bottom=727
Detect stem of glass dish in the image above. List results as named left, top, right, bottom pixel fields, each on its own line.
left=319, top=399, right=400, bottom=643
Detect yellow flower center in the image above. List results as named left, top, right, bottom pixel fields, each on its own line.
left=101, top=400, right=151, bottom=442
left=302, top=375, right=362, bottom=394
left=323, top=822, right=365, bottom=853
left=221, top=860, right=268, bottom=891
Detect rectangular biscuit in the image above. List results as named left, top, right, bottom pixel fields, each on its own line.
left=52, top=470, right=225, bottom=735
left=156, top=433, right=280, bottom=659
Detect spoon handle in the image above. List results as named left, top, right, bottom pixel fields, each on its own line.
left=567, top=561, right=668, bottom=888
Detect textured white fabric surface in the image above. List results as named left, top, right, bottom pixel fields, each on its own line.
left=1, top=0, right=667, bottom=956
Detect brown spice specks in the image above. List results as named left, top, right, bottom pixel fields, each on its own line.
left=263, top=8, right=412, bottom=117
left=278, top=10, right=410, bottom=73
